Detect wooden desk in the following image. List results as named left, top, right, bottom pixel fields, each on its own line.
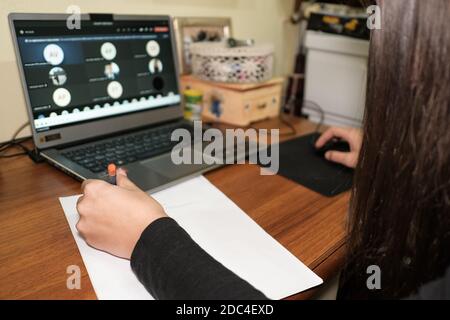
left=0, top=117, right=349, bottom=299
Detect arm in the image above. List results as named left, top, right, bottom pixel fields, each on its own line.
left=131, top=217, right=267, bottom=300
left=75, top=168, right=266, bottom=300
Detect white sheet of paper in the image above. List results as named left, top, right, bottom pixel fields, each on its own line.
left=59, top=175, right=322, bottom=300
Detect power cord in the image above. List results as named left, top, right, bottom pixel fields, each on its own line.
left=279, top=93, right=325, bottom=136
left=0, top=142, right=30, bottom=158
left=0, top=122, right=34, bottom=159
left=278, top=113, right=297, bottom=136
left=302, top=100, right=325, bottom=133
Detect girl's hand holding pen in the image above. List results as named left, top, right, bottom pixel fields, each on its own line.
left=76, top=167, right=167, bottom=259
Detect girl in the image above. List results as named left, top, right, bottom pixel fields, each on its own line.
left=75, top=0, right=450, bottom=299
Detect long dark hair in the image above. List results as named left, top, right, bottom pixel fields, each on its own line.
left=338, top=0, right=450, bottom=299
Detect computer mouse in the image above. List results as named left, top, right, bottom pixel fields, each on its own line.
left=310, top=133, right=350, bottom=157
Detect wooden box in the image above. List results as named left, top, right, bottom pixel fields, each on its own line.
left=180, top=75, right=284, bottom=126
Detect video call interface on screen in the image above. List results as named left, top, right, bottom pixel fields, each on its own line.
left=14, top=19, right=181, bottom=132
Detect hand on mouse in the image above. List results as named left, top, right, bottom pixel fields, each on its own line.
left=315, top=127, right=362, bottom=169
left=76, top=168, right=167, bottom=259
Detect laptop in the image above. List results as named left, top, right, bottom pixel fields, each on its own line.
left=9, top=13, right=223, bottom=192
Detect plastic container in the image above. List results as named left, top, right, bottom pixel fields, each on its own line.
left=190, top=42, right=274, bottom=83
left=183, top=89, right=203, bottom=121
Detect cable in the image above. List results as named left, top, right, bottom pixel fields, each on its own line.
left=0, top=136, right=30, bottom=150
left=0, top=137, right=30, bottom=152
left=302, top=99, right=325, bottom=133
left=277, top=76, right=303, bottom=136
left=0, top=140, right=31, bottom=158
left=278, top=113, right=297, bottom=136
left=0, top=152, right=28, bottom=158
left=0, top=122, right=32, bottom=159
left=278, top=99, right=326, bottom=137
left=11, top=122, right=30, bottom=141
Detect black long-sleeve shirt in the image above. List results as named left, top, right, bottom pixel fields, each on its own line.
left=130, top=217, right=267, bottom=300
left=130, top=217, right=450, bottom=300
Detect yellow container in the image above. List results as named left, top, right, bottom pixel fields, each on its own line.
left=183, top=89, right=203, bottom=121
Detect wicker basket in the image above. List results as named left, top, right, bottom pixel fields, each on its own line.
left=190, top=42, right=274, bottom=83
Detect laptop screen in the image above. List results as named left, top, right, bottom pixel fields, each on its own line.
left=13, top=18, right=180, bottom=132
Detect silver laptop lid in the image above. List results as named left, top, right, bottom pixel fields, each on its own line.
left=9, top=13, right=182, bottom=150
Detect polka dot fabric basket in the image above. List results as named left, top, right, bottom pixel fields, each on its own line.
left=190, top=42, right=274, bottom=83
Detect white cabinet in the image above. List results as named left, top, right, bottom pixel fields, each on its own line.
left=303, top=31, right=369, bottom=128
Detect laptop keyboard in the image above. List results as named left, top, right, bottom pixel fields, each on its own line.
left=62, top=122, right=194, bottom=174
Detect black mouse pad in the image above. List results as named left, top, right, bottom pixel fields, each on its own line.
left=262, top=133, right=354, bottom=197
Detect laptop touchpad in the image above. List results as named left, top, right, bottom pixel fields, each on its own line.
left=140, top=152, right=211, bottom=179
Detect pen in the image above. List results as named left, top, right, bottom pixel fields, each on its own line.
left=107, top=163, right=117, bottom=185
